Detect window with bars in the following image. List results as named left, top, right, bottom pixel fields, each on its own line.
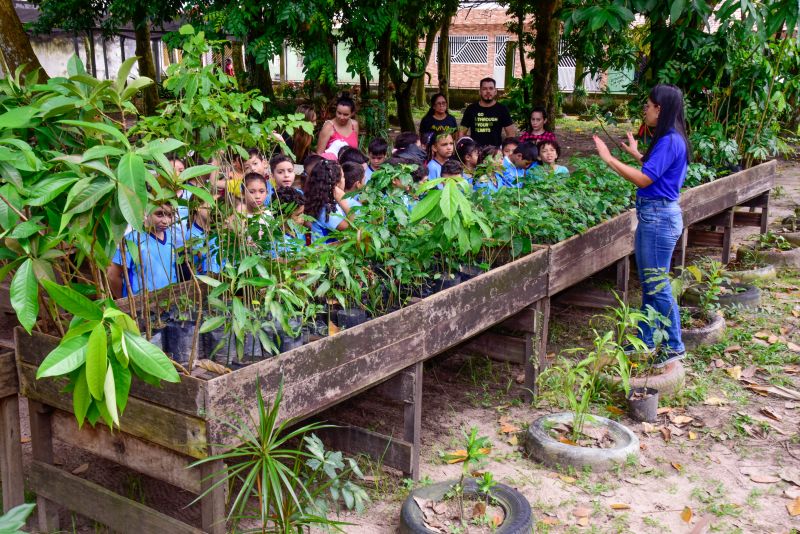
left=435, top=35, right=489, bottom=65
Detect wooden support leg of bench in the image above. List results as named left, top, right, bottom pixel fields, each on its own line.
left=0, top=394, right=24, bottom=512
left=616, top=256, right=630, bottom=304
left=672, top=228, right=687, bottom=271
left=721, top=224, right=732, bottom=265
left=524, top=298, right=550, bottom=403
left=760, top=193, right=770, bottom=234
left=200, top=460, right=227, bottom=534
left=29, top=401, right=59, bottom=532
left=403, top=362, right=422, bottom=481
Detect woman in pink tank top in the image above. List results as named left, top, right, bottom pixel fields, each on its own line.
left=317, top=95, right=360, bottom=154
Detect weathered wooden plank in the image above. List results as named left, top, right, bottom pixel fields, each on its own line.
left=18, top=363, right=208, bottom=458
left=554, top=286, right=621, bottom=309
left=403, top=362, right=422, bottom=480
left=421, top=247, right=549, bottom=356
left=548, top=210, right=636, bottom=295
left=29, top=401, right=59, bottom=531
left=29, top=460, right=204, bottom=534
left=733, top=211, right=765, bottom=227
left=317, top=424, right=413, bottom=474
left=15, top=328, right=208, bottom=418
left=497, top=306, right=538, bottom=333
left=0, top=351, right=18, bottom=399
left=372, top=370, right=416, bottom=404
left=681, top=161, right=775, bottom=224
left=199, top=460, right=227, bottom=534
left=0, top=394, right=24, bottom=512
left=51, top=410, right=202, bottom=493
left=688, top=229, right=726, bottom=247
left=462, top=332, right=527, bottom=364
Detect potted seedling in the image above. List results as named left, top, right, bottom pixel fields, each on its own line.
left=724, top=247, right=777, bottom=283
left=399, top=427, right=534, bottom=533
left=162, top=294, right=201, bottom=365
left=737, top=231, right=800, bottom=269
left=527, top=329, right=640, bottom=472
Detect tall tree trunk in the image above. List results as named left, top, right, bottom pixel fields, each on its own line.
left=572, top=56, right=585, bottom=107
left=252, top=60, right=275, bottom=100
left=504, top=40, right=517, bottom=87
left=359, top=74, right=370, bottom=101
left=513, top=3, right=528, bottom=104
left=132, top=12, right=159, bottom=115
left=85, top=30, right=97, bottom=77
left=531, top=0, right=562, bottom=130
left=0, top=0, right=49, bottom=80
left=377, top=29, right=392, bottom=104
left=415, top=26, right=438, bottom=107
left=278, top=44, right=286, bottom=83
left=395, top=80, right=415, bottom=132
left=231, top=41, right=244, bottom=89
left=437, top=15, right=451, bottom=102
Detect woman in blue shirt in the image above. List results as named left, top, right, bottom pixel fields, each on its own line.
left=593, top=84, right=690, bottom=368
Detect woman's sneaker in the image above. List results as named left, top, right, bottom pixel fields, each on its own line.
left=651, top=347, right=686, bottom=369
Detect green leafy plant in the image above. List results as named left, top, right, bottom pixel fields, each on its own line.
left=191, top=379, right=368, bottom=533
left=36, top=281, right=180, bottom=428
left=0, top=502, right=36, bottom=533
left=441, top=427, right=493, bottom=528
left=754, top=231, right=794, bottom=252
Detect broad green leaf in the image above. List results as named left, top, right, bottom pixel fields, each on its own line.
left=27, top=175, right=79, bottom=206
left=670, top=0, right=686, bottom=23
left=41, top=279, right=103, bottom=320
left=109, top=357, right=131, bottom=414
left=409, top=189, right=441, bottom=223
left=37, top=335, right=88, bottom=378
left=439, top=181, right=458, bottom=220
left=8, top=218, right=42, bottom=239
left=117, top=183, right=145, bottom=231
left=82, top=144, right=124, bottom=162
left=65, top=178, right=115, bottom=214
left=121, top=77, right=154, bottom=101
left=140, top=138, right=184, bottom=157
left=103, top=365, right=119, bottom=426
left=59, top=120, right=130, bottom=150
left=122, top=331, right=180, bottom=383
left=0, top=107, right=36, bottom=129
left=196, top=274, right=221, bottom=288
left=10, top=259, right=38, bottom=333
left=182, top=184, right=215, bottom=206
left=179, top=164, right=218, bottom=183
left=67, top=54, right=86, bottom=76
left=200, top=315, right=227, bottom=333
left=73, top=367, right=91, bottom=427
left=115, top=57, right=138, bottom=92
left=86, top=323, right=108, bottom=400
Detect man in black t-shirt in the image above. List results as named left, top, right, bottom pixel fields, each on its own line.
left=460, top=77, right=517, bottom=147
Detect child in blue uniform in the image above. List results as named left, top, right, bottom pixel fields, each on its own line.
left=183, top=206, right=221, bottom=275
left=426, top=131, right=455, bottom=180
left=365, top=138, right=388, bottom=182
left=498, top=142, right=538, bottom=188
left=303, top=160, right=354, bottom=240
left=109, top=204, right=177, bottom=298
left=537, top=140, right=569, bottom=176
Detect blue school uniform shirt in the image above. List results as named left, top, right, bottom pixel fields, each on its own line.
left=310, top=204, right=347, bottom=239
left=427, top=159, right=443, bottom=180
left=184, top=223, right=221, bottom=274
left=498, top=156, right=530, bottom=188
left=639, top=129, right=688, bottom=201
left=112, top=230, right=177, bottom=297
left=271, top=233, right=305, bottom=258
left=364, top=165, right=376, bottom=183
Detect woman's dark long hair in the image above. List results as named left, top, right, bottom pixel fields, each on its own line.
left=292, top=104, right=316, bottom=163
left=421, top=92, right=448, bottom=122
left=643, top=84, right=692, bottom=163
left=303, top=160, right=340, bottom=221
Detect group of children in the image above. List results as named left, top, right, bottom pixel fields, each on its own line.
left=109, top=116, right=567, bottom=298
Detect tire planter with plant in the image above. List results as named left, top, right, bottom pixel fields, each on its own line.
left=605, top=360, right=686, bottom=397
left=399, top=479, right=534, bottom=534
left=681, top=308, right=726, bottom=350
left=724, top=264, right=777, bottom=283
left=684, top=282, right=761, bottom=308
left=737, top=243, right=800, bottom=269
left=524, top=412, right=639, bottom=472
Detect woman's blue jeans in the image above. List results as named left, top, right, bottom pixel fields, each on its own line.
left=634, top=197, right=685, bottom=352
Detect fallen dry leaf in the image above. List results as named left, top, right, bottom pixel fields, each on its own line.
left=20, top=437, right=30, bottom=444
left=472, top=502, right=486, bottom=517
left=577, top=516, right=590, bottom=526
left=606, top=405, right=625, bottom=416
left=785, top=488, right=800, bottom=499
left=724, top=345, right=742, bottom=353
left=760, top=407, right=782, bottom=421
left=749, top=474, right=781, bottom=484
left=541, top=517, right=559, bottom=526
left=507, top=435, right=519, bottom=446
left=787, top=342, right=800, bottom=353
left=704, top=396, right=728, bottom=406
left=787, top=497, right=800, bottom=517
left=492, top=514, right=502, bottom=527
left=754, top=331, right=771, bottom=340
left=558, top=474, right=576, bottom=484
left=71, top=463, right=89, bottom=475
left=742, top=365, right=758, bottom=378
left=195, top=359, right=231, bottom=375
left=558, top=436, right=578, bottom=446
left=681, top=506, right=693, bottom=523
left=610, top=503, right=630, bottom=510
left=499, top=422, right=520, bottom=434
left=688, top=431, right=698, bottom=440
left=660, top=427, right=672, bottom=442
left=671, top=415, right=694, bottom=425
left=657, top=407, right=673, bottom=415
left=714, top=358, right=725, bottom=368
left=642, top=422, right=659, bottom=433
left=573, top=506, right=591, bottom=518
left=792, top=309, right=800, bottom=318
left=753, top=339, right=770, bottom=347
left=781, top=470, right=800, bottom=487
left=725, top=366, right=742, bottom=380
left=768, top=335, right=779, bottom=344
left=445, top=450, right=468, bottom=464
left=672, top=462, right=683, bottom=472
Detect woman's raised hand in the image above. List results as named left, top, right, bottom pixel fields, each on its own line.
left=620, top=132, right=642, bottom=161
left=593, top=135, right=612, bottom=162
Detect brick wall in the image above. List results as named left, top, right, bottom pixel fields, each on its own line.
left=421, top=8, right=535, bottom=89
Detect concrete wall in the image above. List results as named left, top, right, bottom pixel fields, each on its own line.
left=27, top=34, right=140, bottom=80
